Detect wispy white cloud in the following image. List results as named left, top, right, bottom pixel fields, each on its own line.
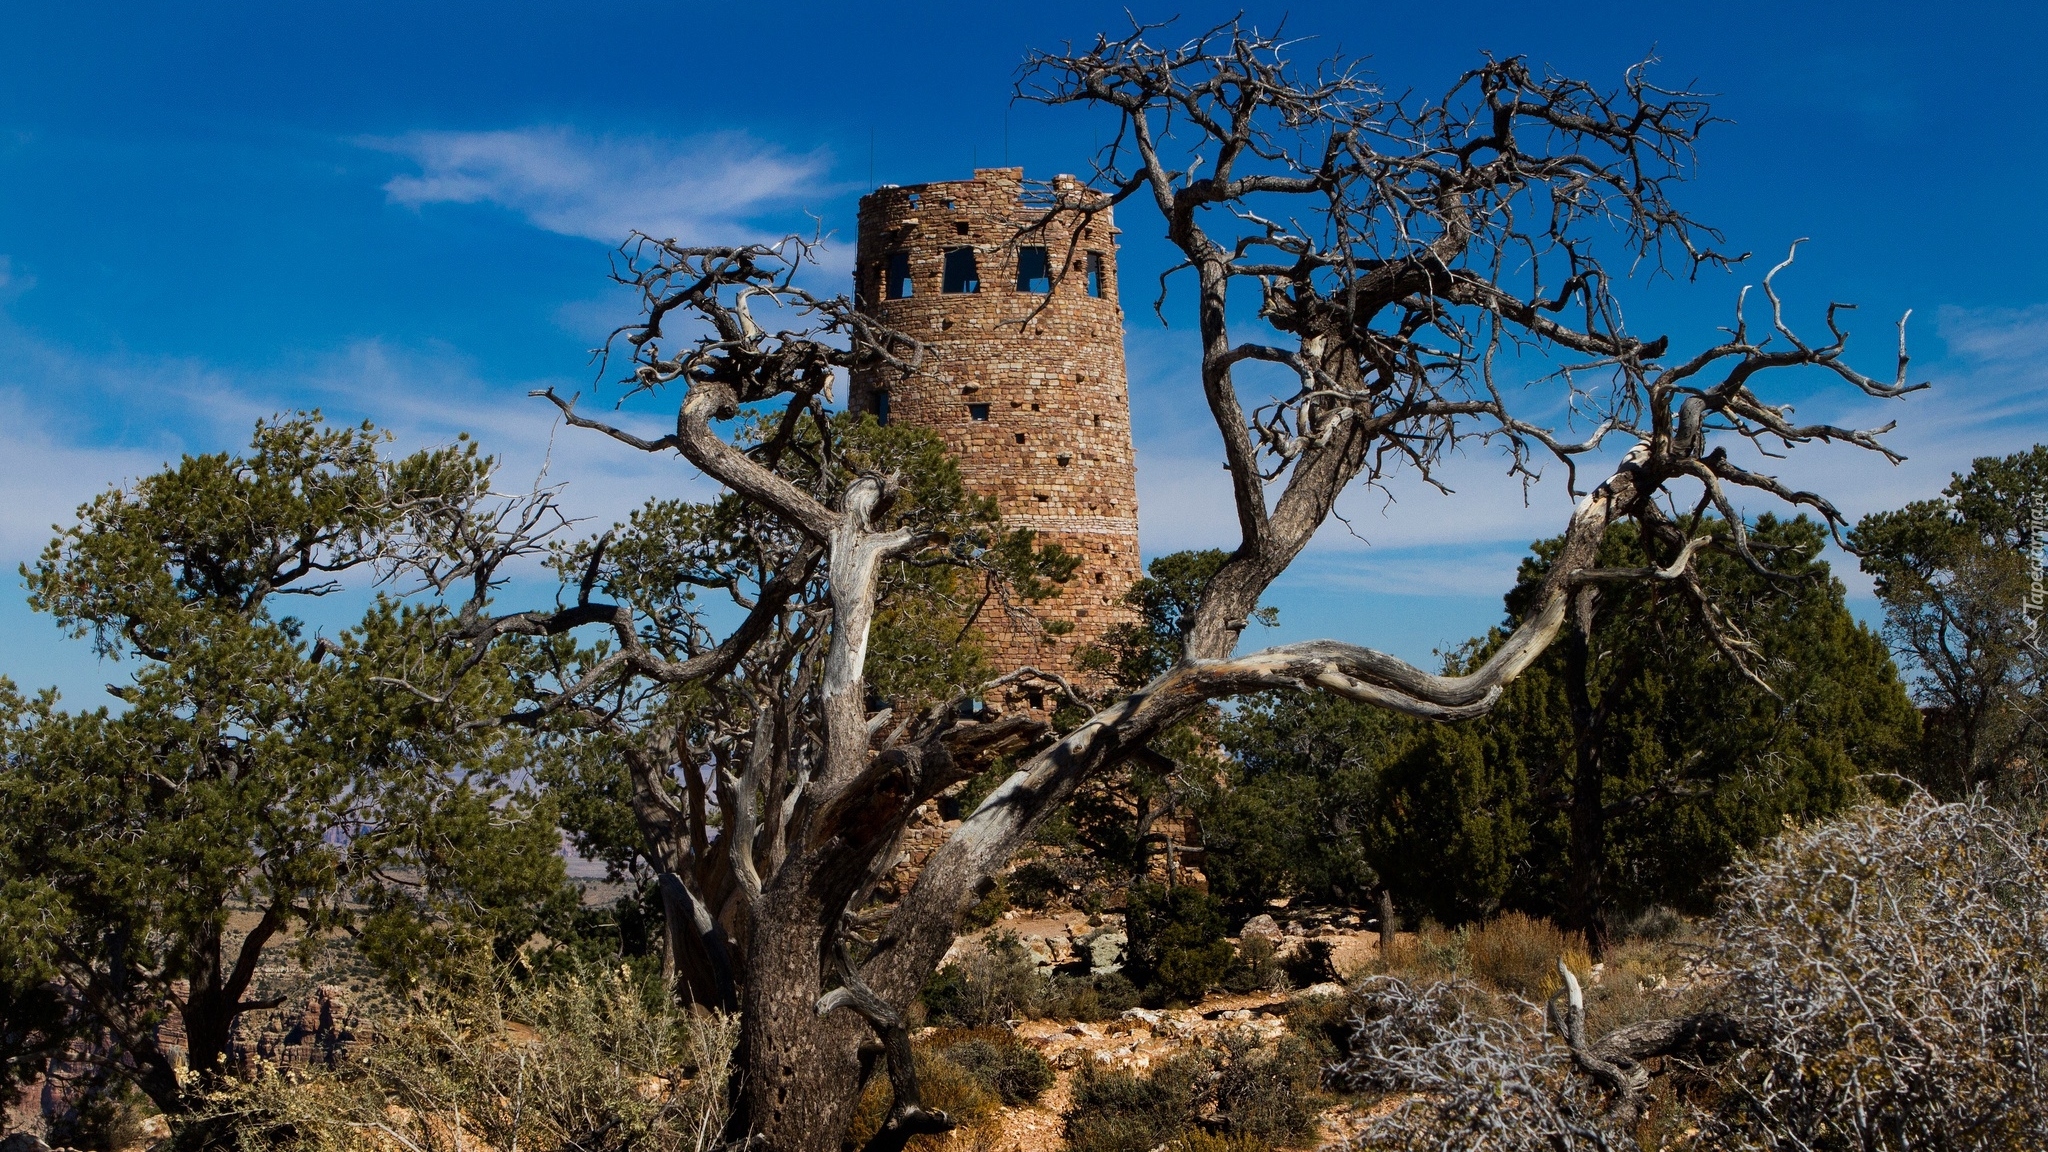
left=0, top=318, right=711, bottom=575
left=1938, top=303, right=2048, bottom=369
left=367, top=127, right=835, bottom=246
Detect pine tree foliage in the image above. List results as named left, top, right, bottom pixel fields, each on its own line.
left=0, top=415, right=576, bottom=1113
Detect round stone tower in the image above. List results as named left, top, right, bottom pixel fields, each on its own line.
left=850, top=167, right=1142, bottom=687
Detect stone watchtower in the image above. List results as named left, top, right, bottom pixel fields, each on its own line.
left=849, top=168, right=1142, bottom=689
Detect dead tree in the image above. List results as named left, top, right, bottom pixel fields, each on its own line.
left=412, top=22, right=1924, bottom=1151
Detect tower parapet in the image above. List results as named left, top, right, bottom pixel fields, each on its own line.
left=850, top=168, right=1142, bottom=686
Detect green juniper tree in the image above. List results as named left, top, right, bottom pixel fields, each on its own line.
left=1213, top=518, right=1917, bottom=953
left=1489, top=516, right=1918, bottom=952
left=1851, top=446, right=2048, bottom=803
left=0, top=415, right=575, bottom=1116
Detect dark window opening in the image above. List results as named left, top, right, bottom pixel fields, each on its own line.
left=954, top=222, right=970, bottom=235
left=872, top=391, right=890, bottom=425
left=1094, top=572, right=1105, bottom=583
left=1086, top=252, right=1106, bottom=298
left=942, top=247, right=980, bottom=294
left=884, top=251, right=913, bottom=299
left=1016, top=246, right=1052, bottom=292
left=1014, top=432, right=1026, bottom=444
left=968, top=403, right=990, bottom=420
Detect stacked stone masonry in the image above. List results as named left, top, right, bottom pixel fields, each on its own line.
left=850, top=168, right=1142, bottom=688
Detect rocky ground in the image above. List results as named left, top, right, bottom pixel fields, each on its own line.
left=937, top=908, right=1399, bottom=1151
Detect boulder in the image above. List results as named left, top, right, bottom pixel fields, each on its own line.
left=1081, top=929, right=1127, bottom=975
left=1239, top=913, right=1282, bottom=942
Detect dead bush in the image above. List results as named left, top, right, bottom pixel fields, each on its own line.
left=1334, top=975, right=1625, bottom=1151
left=1708, top=793, right=2048, bottom=1151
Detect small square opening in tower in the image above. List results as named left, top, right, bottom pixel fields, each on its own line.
left=942, top=247, right=980, bottom=294
left=1014, top=432, right=1026, bottom=444
left=968, top=404, right=990, bottom=421
left=954, top=222, right=969, bottom=235
left=1086, top=251, right=1107, bottom=297
left=1015, top=246, right=1052, bottom=293
left=884, top=251, right=913, bottom=299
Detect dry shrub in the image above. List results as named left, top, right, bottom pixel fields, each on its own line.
left=926, top=1027, right=1054, bottom=1105
left=1062, top=1054, right=1212, bottom=1152
left=1709, top=794, right=2048, bottom=1151
left=1222, top=934, right=1290, bottom=994
left=1333, top=975, right=1624, bottom=1152
left=843, top=1042, right=1000, bottom=1151
left=1168, top=1134, right=1268, bottom=1152
left=187, top=964, right=737, bottom=1152
left=1463, top=912, right=1591, bottom=999
left=1062, top=1033, right=1326, bottom=1152
left=917, top=930, right=1043, bottom=1028
left=1213, top=1031, right=1326, bottom=1145
left=1582, top=935, right=1703, bottom=1039
left=1372, top=920, right=1467, bottom=983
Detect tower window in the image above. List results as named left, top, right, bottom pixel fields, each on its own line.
left=872, top=391, right=890, bottom=425
left=1086, top=251, right=1107, bottom=297
left=954, top=222, right=970, bottom=235
left=907, top=191, right=921, bottom=207
left=1014, top=432, right=1026, bottom=444
left=1016, top=246, right=1052, bottom=293
left=884, top=251, right=913, bottom=299
left=968, top=404, right=990, bottom=420
left=942, top=247, right=980, bottom=294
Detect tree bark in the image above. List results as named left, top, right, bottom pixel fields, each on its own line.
left=1563, top=591, right=1612, bottom=959
left=732, top=872, right=876, bottom=1152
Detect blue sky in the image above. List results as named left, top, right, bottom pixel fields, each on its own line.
left=3, top=1, right=2045, bottom=707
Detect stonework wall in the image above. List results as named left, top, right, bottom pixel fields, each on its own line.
left=850, top=168, right=1142, bottom=687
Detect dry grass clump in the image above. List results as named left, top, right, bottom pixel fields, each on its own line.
left=843, top=1040, right=1002, bottom=1151
left=1366, top=912, right=1594, bottom=1000
left=1463, top=911, right=1592, bottom=998
left=188, top=964, right=736, bottom=1152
